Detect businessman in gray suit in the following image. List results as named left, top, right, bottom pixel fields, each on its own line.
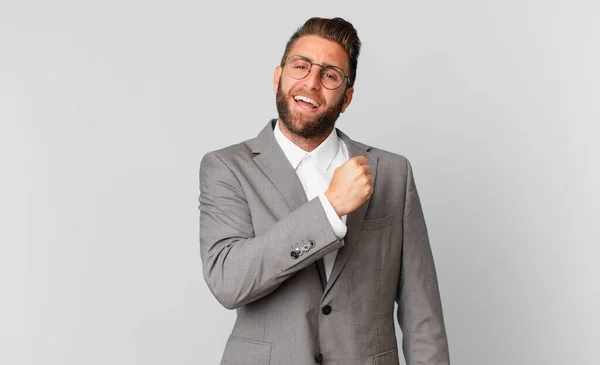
left=199, top=17, right=450, bottom=365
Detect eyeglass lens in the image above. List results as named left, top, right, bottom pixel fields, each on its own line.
left=286, top=56, right=345, bottom=89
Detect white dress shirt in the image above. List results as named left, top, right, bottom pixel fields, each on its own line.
left=273, top=120, right=349, bottom=281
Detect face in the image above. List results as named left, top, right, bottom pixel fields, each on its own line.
left=274, top=35, right=354, bottom=139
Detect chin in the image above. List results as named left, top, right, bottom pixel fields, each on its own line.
left=288, top=114, right=320, bottom=132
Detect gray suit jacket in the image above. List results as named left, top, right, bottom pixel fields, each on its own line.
left=199, top=120, right=450, bottom=365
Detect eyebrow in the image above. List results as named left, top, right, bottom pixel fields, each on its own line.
left=293, top=54, right=346, bottom=72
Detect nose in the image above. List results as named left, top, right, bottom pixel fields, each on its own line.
left=303, top=66, right=322, bottom=90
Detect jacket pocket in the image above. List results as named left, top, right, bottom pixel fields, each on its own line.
left=221, top=336, right=272, bottom=365
left=372, top=347, right=399, bottom=365
left=361, top=214, right=394, bottom=231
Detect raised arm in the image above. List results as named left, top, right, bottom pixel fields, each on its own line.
left=199, top=151, right=342, bottom=309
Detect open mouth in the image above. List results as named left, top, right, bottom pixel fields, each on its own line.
left=293, top=95, right=321, bottom=111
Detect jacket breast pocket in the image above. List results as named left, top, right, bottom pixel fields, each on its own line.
left=361, top=214, right=394, bottom=231
left=221, top=336, right=272, bottom=365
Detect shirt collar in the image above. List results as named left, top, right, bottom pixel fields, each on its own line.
left=273, top=120, right=340, bottom=170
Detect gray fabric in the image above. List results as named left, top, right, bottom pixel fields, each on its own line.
left=199, top=119, right=450, bottom=365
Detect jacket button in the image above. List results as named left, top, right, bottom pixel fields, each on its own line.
left=308, top=239, right=316, bottom=248
left=322, top=305, right=332, bottom=315
left=291, top=251, right=299, bottom=259
left=314, top=353, right=323, bottom=363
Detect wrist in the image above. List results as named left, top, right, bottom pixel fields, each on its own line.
left=325, top=189, right=344, bottom=217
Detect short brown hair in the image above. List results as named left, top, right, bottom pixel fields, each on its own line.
left=280, top=17, right=361, bottom=88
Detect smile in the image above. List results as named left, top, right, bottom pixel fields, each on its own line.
left=293, top=95, right=321, bottom=110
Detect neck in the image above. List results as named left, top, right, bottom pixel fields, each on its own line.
left=277, top=120, right=333, bottom=152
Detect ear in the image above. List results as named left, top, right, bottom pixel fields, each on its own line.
left=340, top=87, right=354, bottom=113
left=273, top=66, right=283, bottom=94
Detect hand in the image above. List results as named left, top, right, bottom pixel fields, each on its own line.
left=325, top=156, right=372, bottom=217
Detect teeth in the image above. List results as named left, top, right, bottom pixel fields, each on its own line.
left=294, top=95, right=320, bottom=108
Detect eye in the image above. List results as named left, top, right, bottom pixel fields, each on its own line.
left=322, top=71, right=339, bottom=81
left=290, top=59, right=311, bottom=70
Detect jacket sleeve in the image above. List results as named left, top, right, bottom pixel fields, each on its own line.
left=396, top=158, right=451, bottom=365
left=198, top=151, right=343, bottom=309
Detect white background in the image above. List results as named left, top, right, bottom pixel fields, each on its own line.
left=1, top=1, right=598, bottom=364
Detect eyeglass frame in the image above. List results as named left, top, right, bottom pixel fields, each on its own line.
left=281, top=54, right=351, bottom=90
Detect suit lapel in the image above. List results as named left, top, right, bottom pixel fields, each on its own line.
left=316, top=259, right=328, bottom=289
left=248, top=120, right=327, bottom=290
left=248, top=119, right=308, bottom=212
left=323, top=129, right=378, bottom=297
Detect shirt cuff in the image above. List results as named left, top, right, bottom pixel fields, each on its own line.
left=318, top=193, right=347, bottom=239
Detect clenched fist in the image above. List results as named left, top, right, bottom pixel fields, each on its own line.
left=325, top=156, right=372, bottom=217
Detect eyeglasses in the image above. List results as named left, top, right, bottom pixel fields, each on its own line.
left=283, top=55, right=350, bottom=90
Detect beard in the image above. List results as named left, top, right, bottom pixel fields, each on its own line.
left=276, top=79, right=346, bottom=139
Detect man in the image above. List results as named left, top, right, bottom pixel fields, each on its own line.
left=199, top=17, right=450, bottom=365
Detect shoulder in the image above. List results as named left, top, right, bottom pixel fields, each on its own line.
left=345, top=137, right=412, bottom=171
left=200, top=137, right=256, bottom=169
left=198, top=138, right=258, bottom=192
left=370, top=146, right=409, bottom=165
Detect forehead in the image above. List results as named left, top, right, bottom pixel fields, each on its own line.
left=288, top=35, right=349, bottom=71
